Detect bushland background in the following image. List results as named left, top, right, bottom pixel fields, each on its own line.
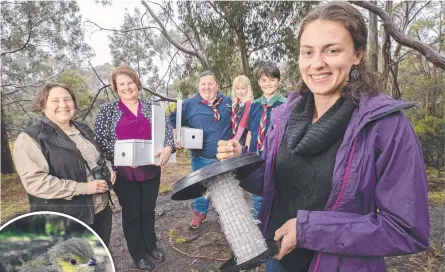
left=1, top=1, right=444, bottom=271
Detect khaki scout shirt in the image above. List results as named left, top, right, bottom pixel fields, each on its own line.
left=13, top=127, right=112, bottom=214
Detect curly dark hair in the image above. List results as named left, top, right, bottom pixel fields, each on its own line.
left=32, top=83, right=77, bottom=112
left=296, top=2, right=381, bottom=101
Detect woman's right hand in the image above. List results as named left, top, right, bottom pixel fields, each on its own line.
left=216, top=140, right=242, bottom=160
left=87, top=180, right=109, bottom=194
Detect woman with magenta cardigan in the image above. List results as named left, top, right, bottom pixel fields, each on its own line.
left=94, top=65, right=175, bottom=271
left=216, top=2, right=429, bottom=272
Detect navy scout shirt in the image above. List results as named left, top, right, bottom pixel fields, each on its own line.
left=247, top=93, right=286, bottom=155
left=169, top=92, right=232, bottom=159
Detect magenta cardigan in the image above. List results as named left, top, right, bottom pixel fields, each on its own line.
left=115, top=99, right=160, bottom=181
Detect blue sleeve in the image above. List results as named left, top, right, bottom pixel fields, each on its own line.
left=168, top=109, right=177, bottom=127
left=168, top=100, right=188, bottom=127
left=246, top=110, right=252, bottom=132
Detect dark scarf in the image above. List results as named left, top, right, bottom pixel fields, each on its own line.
left=287, top=92, right=356, bottom=157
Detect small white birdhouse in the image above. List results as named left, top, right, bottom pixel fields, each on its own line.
left=180, top=127, right=203, bottom=149
left=113, top=105, right=167, bottom=166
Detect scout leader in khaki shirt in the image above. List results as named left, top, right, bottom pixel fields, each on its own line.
left=13, top=126, right=113, bottom=214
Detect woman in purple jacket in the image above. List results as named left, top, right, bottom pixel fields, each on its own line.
left=217, top=2, right=429, bottom=272
left=94, top=66, right=175, bottom=270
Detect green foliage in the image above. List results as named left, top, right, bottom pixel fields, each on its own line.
left=58, top=70, right=94, bottom=108
left=175, top=1, right=317, bottom=97
left=1, top=1, right=94, bottom=86
left=0, top=231, right=48, bottom=240
left=58, top=70, right=96, bottom=126
left=414, top=116, right=445, bottom=170
left=1, top=0, right=94, bottom=136
left=398, top=1, right=444, bottom=121
left=109, top=8, right=159, bottom=89
left=170, top=75, right=198, bottom=99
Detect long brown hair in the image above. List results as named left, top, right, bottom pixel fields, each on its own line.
left=296, top=2, right=381, bottom=101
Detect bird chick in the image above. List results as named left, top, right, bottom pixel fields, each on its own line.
left=19, top=237, right=98, bottom=272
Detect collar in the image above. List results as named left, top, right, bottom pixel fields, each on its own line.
left=286, top=92, right=356, bottom=156
left=258, top=92, right=284, bottom=106
left=41, top=115, right=73, bottom=135
left=65, top=126, right=81, bottom=136
left=118, top=99, right=141, bottom=114
left=194, top=91, right=223, bottom=104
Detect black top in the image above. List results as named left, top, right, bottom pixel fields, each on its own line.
left=24, top=116, right=98, bottom=224
left=266, top=92, right=356, bottom=271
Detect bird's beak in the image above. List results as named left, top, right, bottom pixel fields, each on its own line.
left=88, top=258, right=99, bottom=266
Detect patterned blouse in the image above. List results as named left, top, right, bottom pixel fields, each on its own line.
left=94, top=99, right=175, bottom=181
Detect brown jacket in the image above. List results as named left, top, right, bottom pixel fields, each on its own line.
left=13, top=127, right=112, bottom=214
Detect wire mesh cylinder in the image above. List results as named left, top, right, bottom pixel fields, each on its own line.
left=206, top=172, right=267, bottom=264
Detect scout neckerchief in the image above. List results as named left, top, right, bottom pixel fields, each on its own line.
left=201, top=96, right=223, bottom=122
left=256, top=93, right=283, bottom=154
left=231, top=98, right=241, bottom=135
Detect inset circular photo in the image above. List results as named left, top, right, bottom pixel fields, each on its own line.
left=0, top=211, right=115, bottom=272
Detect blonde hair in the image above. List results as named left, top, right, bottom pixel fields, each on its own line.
left=231, top=75, right=254, bottom=106
left=110, top=65, right=142, bottom=93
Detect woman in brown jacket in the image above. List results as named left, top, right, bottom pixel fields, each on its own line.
left=13, top=82, right=115, bottom=246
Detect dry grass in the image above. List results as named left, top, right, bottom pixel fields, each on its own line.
left=387, top=242, right=444, bottom=272
left=159, top=183, right=173, bottom=194
left=429, top=190, right=445, bottom=206
left=175, top=148, right=191, bottom=164
left=2, top=158, right=443, bottom=272
left=1, top=173, right=29, bottom=224
left=427, top=168, right=445, bottom=206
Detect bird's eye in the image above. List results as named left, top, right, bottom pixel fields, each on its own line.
left=70, top=259, right=77, bottom=265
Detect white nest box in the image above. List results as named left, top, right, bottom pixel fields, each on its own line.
left=114, top=104, right=169, bottom=166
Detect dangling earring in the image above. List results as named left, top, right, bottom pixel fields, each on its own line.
left=349, top=65, right=360, bottom=81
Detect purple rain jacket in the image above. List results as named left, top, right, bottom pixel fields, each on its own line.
left=241, top=91, right=430, bottom=272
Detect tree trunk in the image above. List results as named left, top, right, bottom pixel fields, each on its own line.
left=236, top=29, right=251, bottom=77
left=380, top=1, right=393, bottom=89
left=392, top=43, right=402, bottom=81
left=353, top=1, right=445, bottom=70
left=1, top=103, right=14, bottom=173
left=368, top=1, right=379, bottom=72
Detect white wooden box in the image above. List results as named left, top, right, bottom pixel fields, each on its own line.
left=180, top=127, right=203, bottom=149
left=113, top=104, right=171, bottom=166
left=114, top=140, right=153, bottom=166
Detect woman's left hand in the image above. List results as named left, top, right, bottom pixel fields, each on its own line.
left=155, top=146, right=172, bottom=167
left=274, top=218, right=297, bottom=260
left=110, top=170, right=116, bottom=185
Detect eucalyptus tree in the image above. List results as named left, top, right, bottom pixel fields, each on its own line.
left=1, top=1, right=93, bottom=173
